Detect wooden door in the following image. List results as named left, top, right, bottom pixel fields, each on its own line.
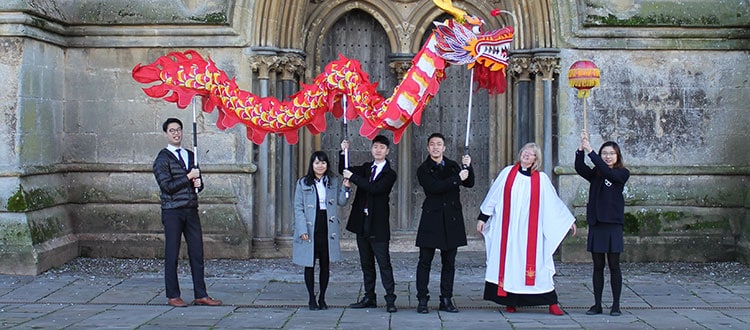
left=319, top=10, right=400, bottom=237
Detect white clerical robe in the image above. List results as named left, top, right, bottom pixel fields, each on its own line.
left=480, top=165, right=575, bottom=294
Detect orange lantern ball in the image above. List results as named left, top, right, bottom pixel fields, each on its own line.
left=568, top=60, right=600, bottom=98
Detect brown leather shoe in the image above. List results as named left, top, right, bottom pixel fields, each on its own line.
left=193, top=296, right=222, bottom=306
left=167, top=297, right=188, bottom=307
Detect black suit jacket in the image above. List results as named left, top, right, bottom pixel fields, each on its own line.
left=574, top=150, right=630, bottom=225
left=416, top=156, right=474, bottom=250
left=340, top=154, right=397, bottom=242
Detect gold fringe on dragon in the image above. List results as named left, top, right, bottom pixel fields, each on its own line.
left=131, top=0, right=514, bottom=144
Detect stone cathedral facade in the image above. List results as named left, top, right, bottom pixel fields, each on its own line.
left=0, top=0, right=748, bottom=275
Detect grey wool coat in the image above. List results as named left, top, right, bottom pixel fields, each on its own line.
left=292, top=176, right=349, bottom=267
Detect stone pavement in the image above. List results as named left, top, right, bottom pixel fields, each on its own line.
left=1, top=251, right=749, bottom=329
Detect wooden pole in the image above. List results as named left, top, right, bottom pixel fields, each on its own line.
left=583, top=96, right=588, bottom=131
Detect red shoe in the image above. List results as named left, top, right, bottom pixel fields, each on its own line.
left=505, top=306, right=517, bottom=313
left=548, top=304, right=564, bottom=316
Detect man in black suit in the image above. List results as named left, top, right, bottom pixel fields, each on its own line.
left=415, top=133, right=474, bottom=313
left=340, top=135, right=398, bottom=313
left=153, top=118, right=221, bottom=308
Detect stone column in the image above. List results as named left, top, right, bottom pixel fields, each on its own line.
left=532, top=54, right=560, bottom=177
left=250, top=53, right=279, bottom=257
left=509, top=55, right=533, bottom=153
left=275, top=53, right=306, bottom=255
left=389, top=58, right=413, bottom=231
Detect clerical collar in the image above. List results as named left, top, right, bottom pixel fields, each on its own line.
left=518, top=166, right=532, bottom=176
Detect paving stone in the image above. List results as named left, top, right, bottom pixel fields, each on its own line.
left=0, top=253, right=747, bottom=329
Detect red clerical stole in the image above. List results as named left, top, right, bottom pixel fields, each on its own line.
left=496, top=163, right=541, bottom=297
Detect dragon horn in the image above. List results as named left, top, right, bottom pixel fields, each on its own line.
left=433, top=0, right=467, bottom=23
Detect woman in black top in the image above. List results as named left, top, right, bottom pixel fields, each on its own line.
left=575, top=131, right=630, bottom=316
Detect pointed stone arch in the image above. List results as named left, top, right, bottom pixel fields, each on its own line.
left=303, top=1, right=407, bottom=76
left=266, top=0, right=562, bottom=249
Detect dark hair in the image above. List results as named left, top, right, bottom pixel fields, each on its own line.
left=303, top=151, right=335, bottom=186
left=599, top=141, right=625, bottom=168
left=372, top=135, right=390, bottom=147
left=162, top=118, right=183, bottom=132
left=427, top=133, right=445, bottom=144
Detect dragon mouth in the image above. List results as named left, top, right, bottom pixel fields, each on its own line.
left=475, top=41, right=511, bottom=66
left=465, top=26, right=515, bottom=71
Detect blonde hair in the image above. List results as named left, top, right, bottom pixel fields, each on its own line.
left=517, top=142, right=542, bottom=172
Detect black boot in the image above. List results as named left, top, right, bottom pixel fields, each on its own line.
left=417, top=296, right=429, bottom=314
left=438, top=296, right=458, bottom=313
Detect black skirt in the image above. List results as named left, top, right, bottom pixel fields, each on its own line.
left=587, top=222, right=624, bottom=253
left=483, top=282, right=558, bottom=307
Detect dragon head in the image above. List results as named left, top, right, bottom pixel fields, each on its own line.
left=465, top=25, right=514, bottom=72
left=432, top=0, right=515, bottom=94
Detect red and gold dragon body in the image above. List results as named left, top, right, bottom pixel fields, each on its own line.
left=132, top=0, right=514, bottom=144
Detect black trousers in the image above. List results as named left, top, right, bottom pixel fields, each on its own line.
left=416, top=247, right=457, bottom=299
left=162, top=207, right=207, bottom=299
left=356, top=235, right=396, bottom=303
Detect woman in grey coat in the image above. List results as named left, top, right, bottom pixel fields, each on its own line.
left=293, top=151, right=349, bottom=310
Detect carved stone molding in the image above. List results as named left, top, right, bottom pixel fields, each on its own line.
left=394, top=21, right=416, bottom=51
left=389, top=60, right=412, bottom=77
left=531, top=57, right=560, bottom=80
left=509, top=56, right=532, bottom=81
left=249, top=55, right=279, bottom=80
left=277, top=54, right=306, bottom=80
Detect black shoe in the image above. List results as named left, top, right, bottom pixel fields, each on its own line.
left=308, top=298, right=319, bottom=311
left=586, top=305, right=603, bottom=315
left=438, top=297, right=458, bottom=313
left=610, top=304, right=621, bottom=316
left=417, top=297, right=429, bottom=314
left=349, top=297, right=377, bottom=308
left=386, top=302, right=398, bottom=313
left=318, top=297, right=328, bottom=310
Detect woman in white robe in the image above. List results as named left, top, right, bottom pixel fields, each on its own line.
left=476, top=143, right=576, bottom=315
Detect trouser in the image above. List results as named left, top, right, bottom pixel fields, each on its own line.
left=162, top=207, right=207, bottom=299
left=416, top=247, right=457, bottom=299
left=356, top=235, right=396, bottom=303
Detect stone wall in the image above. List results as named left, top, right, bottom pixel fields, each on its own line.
left=550, top=1, right=749, bottom=263
left=0, top=37, right=77, bottom=275
left=1, top=0, right=748, bottom=275
left=62, top=47, right=257, bottom=262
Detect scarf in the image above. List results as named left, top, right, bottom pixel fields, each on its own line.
left=496, top=163, right=541, bottom=296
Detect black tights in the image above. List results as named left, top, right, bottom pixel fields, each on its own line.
left=592, top=252, right=622, bottom=307
left=304, top=253, right=330, bottom=302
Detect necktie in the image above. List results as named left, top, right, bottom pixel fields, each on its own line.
left=175, top=149, right=187, bottom=170
left=369, top=164, right=377, bottom=182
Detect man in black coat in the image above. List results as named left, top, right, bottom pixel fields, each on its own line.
left=340, top=135, right=398, bottom=313
left=153, top=118, right=221, bottom=308
left=415, top=133, right=474, bottom=313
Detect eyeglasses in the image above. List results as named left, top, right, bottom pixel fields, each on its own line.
left=168, top=128, right=182, bottom=134
left=601, top=152, right=617, bottom=156
left=521, top=151, right=536, bottom=157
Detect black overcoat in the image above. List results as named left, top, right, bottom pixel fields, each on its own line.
left=415, top=156, right=474, bottom=249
